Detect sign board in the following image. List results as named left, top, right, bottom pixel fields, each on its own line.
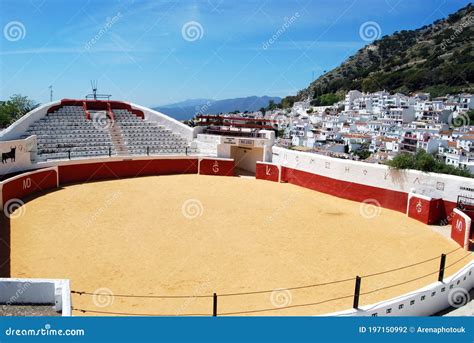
left=239, top=139, right=254, bottom=147
left=223, top=137, right=237, bottom=145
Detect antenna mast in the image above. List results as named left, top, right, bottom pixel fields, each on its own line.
left=85, top=80, right=112, bottom=100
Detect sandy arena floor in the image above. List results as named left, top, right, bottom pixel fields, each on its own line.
left=10, top=175, right=471, bottom=316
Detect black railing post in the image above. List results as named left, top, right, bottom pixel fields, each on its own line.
left=438, top=254, right=446, bottom=282
left=147, top=146, right=150, bottom=156
left=213, top=293, right=217, bottom=317
left=68, top=150, right=71, bottom=160
left=353, top=276, right=361, bottom=309
left=109, top=147, right=111, bottom=157
left=185, top=147, right=188, bottom=156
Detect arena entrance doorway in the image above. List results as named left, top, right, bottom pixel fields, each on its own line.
left=230, top=145, right=263, bottom=174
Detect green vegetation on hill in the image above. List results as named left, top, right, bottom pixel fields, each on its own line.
left=310, top=93, right=344, bottom=106
left=281, top=3, right=473, bottom=106
left=386, top=150, right=472, bottom=177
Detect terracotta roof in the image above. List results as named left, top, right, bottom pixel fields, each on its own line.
left=438, top=130, right=453, bottom=135
left=459, top=135, right=474, bottom=140
left=342, top=133, right=371, bottom=139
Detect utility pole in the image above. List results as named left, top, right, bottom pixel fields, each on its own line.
left=49, top=85, right=53, bottom=102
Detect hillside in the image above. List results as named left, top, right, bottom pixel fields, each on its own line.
left=155, top=96, right=281, bottom=120
left=291, top=3, right=473, bottom=105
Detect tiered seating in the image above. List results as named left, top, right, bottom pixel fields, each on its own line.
left=24, top=105, right=193, bottom=160
left=113, top=110, right=189, bottom=154
left=26, top=106, right=115, bottom=160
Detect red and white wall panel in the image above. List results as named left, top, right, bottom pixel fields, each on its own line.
left=407, top=193, right=444, bottom=225
left=199, top=157, right=235, bottom=176
left=272, top=146, right=472, bottom=222
left=58, top=158, right=198, bottom=185
left=451, top=208, right=472, bottom=250
left=255, top=162, right=280, bottom=182
left=0, top=167, right=58, bottom=208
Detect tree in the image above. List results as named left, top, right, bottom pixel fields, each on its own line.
left=0, top=94, right=39, bottom=128
left=387, top=152, right=415, bottom=169
left=387, top=150, right=472, bottom=177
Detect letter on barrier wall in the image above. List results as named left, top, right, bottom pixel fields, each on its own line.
left=199, top=158, right=234, bottom=176
left=451, top=208, right=471, bottom=249
left=1, top=168, right=58, bottom=207
left=256, top=162, right=279, bottom=182
left=407, top=194, right=443, bottom=225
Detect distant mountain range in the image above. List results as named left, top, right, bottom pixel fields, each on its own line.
left=286, top=3, right=473, bottom=106
left=154, top=96, right=281, bottom=120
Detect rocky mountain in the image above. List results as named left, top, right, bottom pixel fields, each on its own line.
left=290, top=3, right=473, bottom=106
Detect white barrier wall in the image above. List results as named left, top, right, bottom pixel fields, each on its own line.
left=272, top=146, right=473, bottom=205
left=325, top=261, right=473, bottom=317
left=0, top=278, right=71, bottom=316
left=0, top=136, right=36, bottom=175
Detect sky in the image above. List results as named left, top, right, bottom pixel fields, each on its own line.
left=0, top=0, right=471, bottom=107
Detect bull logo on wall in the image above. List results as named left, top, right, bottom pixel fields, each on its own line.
left=2, top=146, right=16, bottom=164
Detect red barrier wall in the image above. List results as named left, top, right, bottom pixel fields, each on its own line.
left=2, top=168, right=58, bottom=206
left=59, top=159, right=198, bottom=185
left=281, top=166, right=408, bottom=213
left=407, top=195, right=444, bottom=225
left=451, top=209, right=471, bottom=249
left=256, top=162, right=280, bottom=182
left=199, top=158, right=234, bottom=176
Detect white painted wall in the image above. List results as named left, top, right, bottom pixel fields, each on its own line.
left=272, top=146, right=474, bottom=204
left=0, top=278, right=71, bottom=316
left=0, top=136, right=37, bottom=176
left=324, top=261, right=473, bottom=316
